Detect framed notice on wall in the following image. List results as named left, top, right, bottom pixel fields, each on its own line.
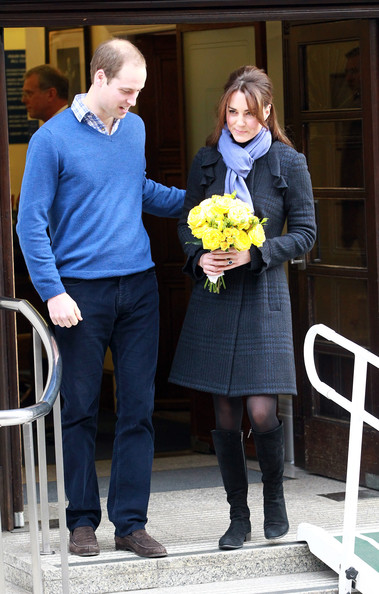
left=46, top=27, right=90, bottom=104
left=5, top=49, right=38, bottom=143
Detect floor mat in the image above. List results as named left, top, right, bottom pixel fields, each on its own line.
left=25, top=465, right=263, bottom=503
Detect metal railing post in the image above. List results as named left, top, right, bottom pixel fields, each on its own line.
left=23, top=422, right=43, bottom=593
left=339, top=355, right=367, bottom=594
left=34, top=329, right=51, bottom=555
left=0, top=504, right=5, bottom=591
left=0, top=297, right=65, bottom=592
left=53, top=396, right=70, bottom=592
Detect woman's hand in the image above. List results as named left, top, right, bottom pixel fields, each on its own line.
left=198, top=248, right=251, bottom=275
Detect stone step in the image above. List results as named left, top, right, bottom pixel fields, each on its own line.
left=4, top=582, right=30, bottom=594
left=5, top=582, right=29, bottom=594
left=5, top=569, right=341, bottom=594
left=123, top=570, right=340, bottom=593
left=4, top=539, right=329, bottom=593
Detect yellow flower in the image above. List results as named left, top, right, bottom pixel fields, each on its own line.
left=238, top=220, right=252, bottom=230
left=228, top=203, right=252, bottom=227
left=233, top=229, right=251, bottom=251
left=191, top=224, right=209, bottom=239
left=248, top=223, right=266, bottom=247
left=200, top=203, right=213, bottom=221
left=187, top=205, right=205, bottom=228
left=202, top=228, right=223, bottom=251
left=210, top=193, right=234, bottom=214
left=198, top=198, right=213, bottom=218
left=212, top=214, right=225, bottom=230
left=221, top=229, right=236, bottom=249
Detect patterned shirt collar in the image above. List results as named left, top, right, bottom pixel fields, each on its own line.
left=71, top=93, right=120, bottom=135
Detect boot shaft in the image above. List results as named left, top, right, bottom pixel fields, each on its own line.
left=211, top=429, right=249, bottom=518
left=250, top=422, right=289, bottom=539
left=251, top=421, right=285, bottom=485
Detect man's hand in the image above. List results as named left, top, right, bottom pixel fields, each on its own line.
left=47, top=292, right=83, bottom=328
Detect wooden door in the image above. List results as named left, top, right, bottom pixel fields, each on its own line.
left=285, top=19, right=379, bottom=486
left=134, top=34, right=190, bottom=409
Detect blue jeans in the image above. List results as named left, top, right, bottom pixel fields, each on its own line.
left=55, top=270, right=159, bottom=536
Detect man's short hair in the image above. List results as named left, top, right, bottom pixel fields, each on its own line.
left=24, top=65, right=69, bottom=101
left=90, top=39, right=146, bottom=83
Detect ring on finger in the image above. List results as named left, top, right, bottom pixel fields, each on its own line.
left=227, top=259, right=233, bottom=265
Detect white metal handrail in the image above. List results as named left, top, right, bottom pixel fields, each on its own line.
left=0, top=297, right=69, bottom=593
left=302, top=323, right=379, bottom=594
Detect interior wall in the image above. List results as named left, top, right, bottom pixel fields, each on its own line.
left=266, top=21, right=284, bottom=129
left=182, top=26, right=256, bottom=165
left=181, top=23, right=284, bottom=168
left=90, top=25, right=112, bottom=51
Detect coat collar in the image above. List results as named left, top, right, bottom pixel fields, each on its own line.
left=267, top=142, right=289, bottom=190
left=201, top=145, right=222, bottom=166
left=199, top=146, right=223, bottom=188
left=199, top=141, right=289, bottom=191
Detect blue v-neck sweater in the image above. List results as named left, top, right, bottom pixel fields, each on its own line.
left=17, top=108, right=185, bottom=302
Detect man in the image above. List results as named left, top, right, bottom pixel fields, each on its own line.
left=343, top=46, right=360, bottom=107
left=17, top=39, right=185, bottom=559
left=22, top=64, right=69, bottom=122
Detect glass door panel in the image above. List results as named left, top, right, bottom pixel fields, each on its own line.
left=311, top=198, right=366, bottom=267
left=316, top=349, right=353, bottom=421
left=304, top=40, right=361, bottom=110
left=307, top=121, right=364, bottom=188
left=313, top=276, right=369, bottom=345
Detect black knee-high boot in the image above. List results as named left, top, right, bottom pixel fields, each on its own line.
left=251, top=421, right=289, bottom=540
left=211, top=429, right=251, bottom=549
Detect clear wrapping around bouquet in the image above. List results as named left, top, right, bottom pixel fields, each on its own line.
left=186, top=191, right=267, bottom=293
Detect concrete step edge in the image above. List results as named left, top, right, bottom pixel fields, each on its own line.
left=122, top=570, right=340, bottom=594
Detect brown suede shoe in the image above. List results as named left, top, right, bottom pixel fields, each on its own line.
left=115, top=529, right=167, bottom=558
left=69, top=526, right=100, bottom=556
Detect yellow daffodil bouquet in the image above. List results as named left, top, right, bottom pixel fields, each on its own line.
left=187, top=191, right=267, bottom=293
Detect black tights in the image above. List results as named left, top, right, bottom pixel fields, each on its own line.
left=213, top=394, right=279, bottom=434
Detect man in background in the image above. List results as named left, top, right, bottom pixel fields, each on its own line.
left=14, top=66, right=69, bottom=309
left=22, top=64, right=69, bottom=122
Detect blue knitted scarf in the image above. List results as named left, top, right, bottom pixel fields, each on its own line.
left=217, top=125, right=272, bottom=212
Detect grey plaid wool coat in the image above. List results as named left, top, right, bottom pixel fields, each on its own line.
left=169, top=141, right=316, bottom=397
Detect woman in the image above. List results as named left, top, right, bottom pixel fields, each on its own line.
left=169, top=65, right=316, bottom=550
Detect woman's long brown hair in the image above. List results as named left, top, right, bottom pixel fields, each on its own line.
left=206, top=65, right=293, bottom=147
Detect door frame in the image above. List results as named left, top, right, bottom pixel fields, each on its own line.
left=1, top=1, right=379, bottom=26
left=0, top=29, right=23, bottom=531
